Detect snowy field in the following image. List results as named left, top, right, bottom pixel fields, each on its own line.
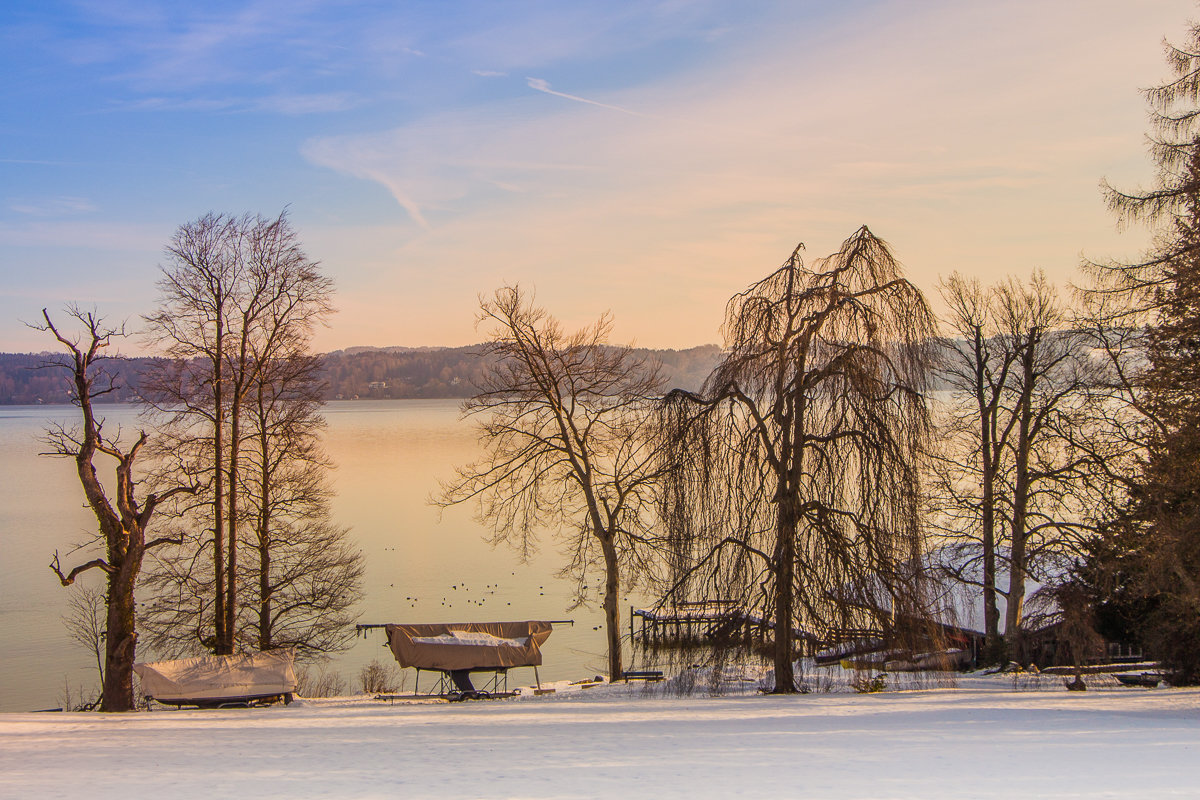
left=2, top=675, right=1198, bottom=799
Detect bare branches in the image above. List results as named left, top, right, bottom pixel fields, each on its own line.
left=139, top=211, right=349, bottom=660
left=49, top=552, right=114, bottom=586
left=39, top=308, right=198, bottom=711
left=63, top=584, right=108, bottom=694
left=929, top=272, right=1099, bottom=659
left=661, top=227, right=938, bottom=692
left=438, top=286, right=667, bottom=679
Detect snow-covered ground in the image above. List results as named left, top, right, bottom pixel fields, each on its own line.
left=2, top=673, right=1198, bottom=799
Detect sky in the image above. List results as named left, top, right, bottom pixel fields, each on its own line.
left=1, top=0, right=1196, bottom=354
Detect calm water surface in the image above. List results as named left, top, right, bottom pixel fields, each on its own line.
left=0, top=400, right=643, bottom=711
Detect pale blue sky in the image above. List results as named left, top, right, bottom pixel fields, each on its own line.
left=1, top=1, right=1194, bottom=352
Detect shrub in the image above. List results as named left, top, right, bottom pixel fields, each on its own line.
left=295, top=665, right=348, bottom=698
left=852, top=672, right=887, bottom=693
left=358, top=658, right=404, bottom=694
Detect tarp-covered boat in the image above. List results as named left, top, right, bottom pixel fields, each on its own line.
left=384, top=621, right=554, bottom=672
left=133, top=650, right=297, bottom=707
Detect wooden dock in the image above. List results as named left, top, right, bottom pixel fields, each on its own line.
left=631, top=601, right=768, bottom=646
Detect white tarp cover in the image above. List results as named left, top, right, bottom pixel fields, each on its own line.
left=133, top=650, right=297, bottom=703
left=386, top=621, right=554, bottom=671
left=411, top=631, right=531, bottom=648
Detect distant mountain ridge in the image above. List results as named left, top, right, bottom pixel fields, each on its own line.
left=333, top=345, right=452, bottom=356
left=0, top=344, right=722, bottom=405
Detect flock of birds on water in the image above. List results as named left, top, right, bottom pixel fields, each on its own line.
left=380, top=548, right=613, bottom=631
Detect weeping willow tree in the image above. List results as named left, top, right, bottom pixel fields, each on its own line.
left=660, top=226, right=938, bottom=693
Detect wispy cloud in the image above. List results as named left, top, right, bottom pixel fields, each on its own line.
left=4, top=0, right=1191, bottom=354
left=302, top=132, right=433, bottom=229
left=367, top=173, right=430, bottom=230
left=8, top=197, right=97, bottom=216
left=118, top=96, right=241, bottom=113
left=297, top=0, right=1184, bottom=349
left=256, top=92, right=360, bottom=115
left=525, top=77, right=647, bottom=116
left=0, top=219, right=165, bottom=250
left=113, top=92, right=359, bottom=115
left=0, top=159, right=78, bottom=167
left=301, top=106, right=620, bottom=229
left=31, top=0, right=365, bottom=97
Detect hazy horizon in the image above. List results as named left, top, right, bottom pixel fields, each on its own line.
left=0, top=340, right=724, bottom=359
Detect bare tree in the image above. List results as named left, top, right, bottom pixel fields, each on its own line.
left=661, top=227, right=937, bottom=693
left=63, top=583, right=106, bottom=699
left=241, top=353, right=363, bottom=656
left=928, top=274, right=1018, bottom=661
left=931, top=273, right=1094, bottom=660
left=37, top=308, right=197, bottom=711
left=141, top=212, right=244, bottom=653
left=438, top=286, right=667, bottom=681
left=140, top=211, right=348, bottom=658
left=150, top=215, right=237, bottom=648
left=216, top=216, right=335, bottom=649
left=995, top=278, right=1092, bottom=650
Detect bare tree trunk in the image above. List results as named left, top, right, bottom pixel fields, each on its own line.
left=258, top=530, right=271, bottom=651
left=599, top=532, right=622, bottom=681
left=978, top=371, right=1003, bottom=661
left=256, top=381, right=272, bottom=651
left=1005, top=502, right=1030, bottom=656
left=102, top=572, right=138, bottom=711
left=224, top=380, right=241, bottom=655
left=1005, top=343, right=1037, bottom=656
left=771, top=500, right=797, bottom=693
left=213, top=324, right=226, bottom=653
left=981, top=483, right=1002, bottom=659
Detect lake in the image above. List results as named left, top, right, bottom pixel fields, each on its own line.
left=0, top=399, right=647, bottom=711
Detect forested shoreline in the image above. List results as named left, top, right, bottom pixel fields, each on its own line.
left=0, top=344, right=721, bottom=405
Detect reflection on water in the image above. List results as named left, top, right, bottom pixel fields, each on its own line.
left=0, top=400, right=642, bottom=712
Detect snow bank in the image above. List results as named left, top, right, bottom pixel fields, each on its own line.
left=2, top=675, right=1198, bottom=799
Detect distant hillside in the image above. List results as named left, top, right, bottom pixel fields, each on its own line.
left=0, top=345, right=722, bottom=405
left=0, top=352, right=150, bottom=405
left=322, top=344, right=720, bottom=400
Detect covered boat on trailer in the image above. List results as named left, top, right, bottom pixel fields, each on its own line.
left=133, top=650, right=297, bottom=708
left=374, top=620, right=559, bottom=699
